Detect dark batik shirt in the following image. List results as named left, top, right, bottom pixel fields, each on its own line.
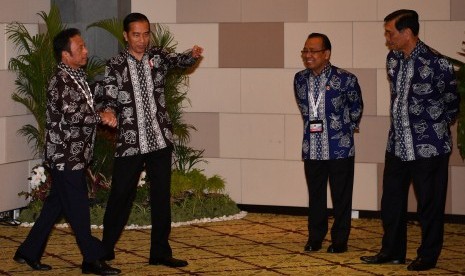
left=386, top=40, right=459, bottom=161
left=97, top=47, right=197, bottom=157
left=45, top=62, right=101, bottom=170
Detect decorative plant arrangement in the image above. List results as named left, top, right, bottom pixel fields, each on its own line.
left=10, top=5, right=240, bottom=226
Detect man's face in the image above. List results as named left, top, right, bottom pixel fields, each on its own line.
left=301, top=37, right=330, bottom=74
left=124, top=20, right=150, bottom=58
left=384, top=19, right=408, bottom=51
left=63, top=35, right=88, bottom=69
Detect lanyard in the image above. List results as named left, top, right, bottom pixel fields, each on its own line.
left=62, top=69, right=94, bottom=111
left=308, top=77, right=324, bottom=118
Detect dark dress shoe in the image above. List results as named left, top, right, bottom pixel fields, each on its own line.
left=101, top=251, right=115, bottom=261
left=407, top=257, right=436, bottom=271
left=327, top=244, right=348, bottom=253
left=13, top=251, right=52, bottom=271
left=82, top=260, right=121, bottom=275
left=149, top=256, right=188, bottom=267
left=360, top=252, right=405, bottom=264
left=304, top=241, right=322, bottom=252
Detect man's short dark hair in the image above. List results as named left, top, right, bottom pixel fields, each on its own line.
left=53, top=28, right=81, bottom=63
left=307, top=33, right=332, bottom=51
left=384, top=9, right=419, bottom=36
left=123, top=12, right=150, bottom=32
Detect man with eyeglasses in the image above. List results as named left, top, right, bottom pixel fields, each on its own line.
left=294, top=33, right=363, bottom=254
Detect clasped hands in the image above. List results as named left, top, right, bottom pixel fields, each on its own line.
left=100, top=110, right=117, bottom=128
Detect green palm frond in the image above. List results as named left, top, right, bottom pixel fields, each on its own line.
left=151, top=24, right=177, bottom=51
left=85, top=57, right=106, bottom=80
left=6, top=6, right=62, bottom=157
left=87, top=18, right=125, bottom=47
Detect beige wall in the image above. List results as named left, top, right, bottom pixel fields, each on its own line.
left=132, top=0, right=465, bottom=215
left=0, top=0, right=50, bottom=212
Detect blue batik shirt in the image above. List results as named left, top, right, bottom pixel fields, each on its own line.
left=386, top=40, right=459, bottom=161
left=294, top=64, right=363, bottom=160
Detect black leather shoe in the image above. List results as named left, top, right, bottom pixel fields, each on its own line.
left=101, top=251, right=115, bottom=261
left=360, top=252, right=405, bottom=264
left=327, top=244, right=348, bottom=253
left=149, top=257, right=188, bottom=267
left=13, top=251, right=52, bottom=271
left=82, top=260, right=121, bottom=275
left=304, top=241, right=322, bottom=252
left=407, top=257, right=436, bottom=271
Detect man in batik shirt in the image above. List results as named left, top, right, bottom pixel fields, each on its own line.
left=294, top=33, right=363, bottom=254
left=97, top=12, right=203, bottom=268
left=14, top=28, right=120, bottom=275
left=360, top=10, right=459, bottom=271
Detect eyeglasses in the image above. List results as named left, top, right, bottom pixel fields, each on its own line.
left=301, top=49, right=326, bottom=55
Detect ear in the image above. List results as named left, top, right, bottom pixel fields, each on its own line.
left=61, top=51, right=70, bottom=62
left=123, top=31, right=128, bottom=42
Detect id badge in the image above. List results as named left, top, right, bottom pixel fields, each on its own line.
left=309, top=120, right=323, bottom=133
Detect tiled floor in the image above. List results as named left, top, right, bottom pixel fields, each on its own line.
left=1, top=213, right=464, bottom=275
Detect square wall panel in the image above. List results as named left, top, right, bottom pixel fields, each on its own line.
left=424, top=21, right=465, bottom=64
left=451, top=166, right=465, bottom=215
left=165, top=23, right=219, bottom=68
left=350, top=68, right=377, bottom=116
left=0, top=118, right=5, bottom=163
left=177, top=0, right=241, bottom=23
left=0, top=0, right=50, bottom=23
left=377, top=68, right=390, bottom=116
left=219, top=23, right=284, bottom=68
left=241, top=69, right=299, bottom=114
left=219, top=113, right=285, bottom=159
left=0, top=161, right=30, bottom=212
left=132, top=0, right=176, bottom=23
left=185, top=68, right=241, bottom=113
left=451, top=0, right=465, bottom=21
left=0, top=71, right=29, bottom=117
left=183, top=112, right=220, bottom=158
left=195, top=157, right=242, bottom=203
left=0, top=24, right=6, bottom=70
left=353, top=22, right=388, bottom=69
left=241, top=159, right=307, bottom=207
left=285, top=114, right=304, bottom=161
left=355, top=116, right=390, bottom=164
left=377, top=0, right=450, bottom=21
left=353, top=163, right=378, bottom=211
left=308, top=0, right=377, bottom=22
left=284, top=22, right=353, bottom=69
left=242, top=0, right=307, bottom=23
left=5, top=115, right=36, bottom=162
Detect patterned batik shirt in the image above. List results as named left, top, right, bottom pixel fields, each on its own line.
left=294, top=64, right=364, bottom=160
left=386, top=40, right=459, bottom=161
left=45, top=62, right=101, bottom=170
left=96, top=47, right=197, bottom=157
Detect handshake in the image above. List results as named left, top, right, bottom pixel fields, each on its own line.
left=99, top=110, right=118, bottom=128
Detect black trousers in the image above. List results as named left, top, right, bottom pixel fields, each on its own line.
left=380, top=152, right=449, bottom=264
left=17, top=168, right=105, bottom=262
left=304, top=157, right=354, bottom=245
left=102, top=146, right=173, bottom=259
